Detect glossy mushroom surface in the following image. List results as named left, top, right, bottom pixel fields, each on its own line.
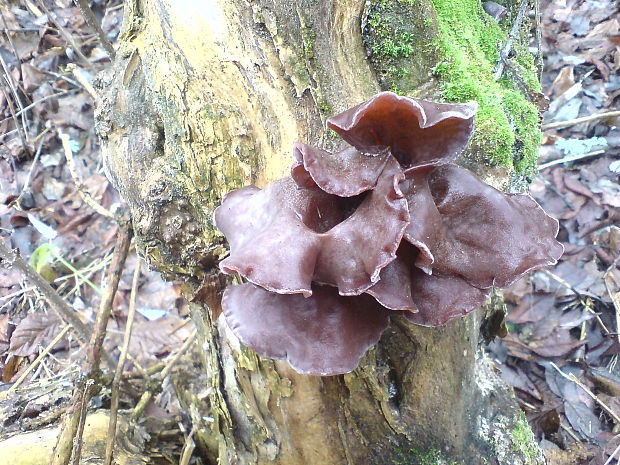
left=215, top=92, right=563, bottom=375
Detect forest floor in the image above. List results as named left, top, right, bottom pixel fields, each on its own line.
left=0, top=0, right=619, bottom=464
left=487, top=1, right=620, bottom=464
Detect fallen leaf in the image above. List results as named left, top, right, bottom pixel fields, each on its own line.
left=8, top=312, right=67, bottom=357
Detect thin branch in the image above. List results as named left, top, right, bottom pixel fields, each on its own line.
left=87, top=223, right=132, bottom=374
left=50, top=222, right=132, bottom=465
left=0, top=89, right=76, bottom=126
left=34, top=0, right=93, bottom=69
left=16, top=132, right=46, bottom=199
left=0, top=84, right=29, bottom=154
left=603, top=253, right=620, bottom=345
left=179, top=426, right=197, bottom=465
left=604, top=442, right=620, bottom=465
left=0, top=45, right=29, bottom=135
left=542, top=110, right=620, bottom=130
left=541, top=269, right=611, bottom=333
left=559, top=421, right=581, bottom=442
left=538, top=149, right=606, bottom=170
left=105, top=259, right=141, bottom=465
left=0, top=10, right=23, bottom=67
left=550, top=362, right=620, bottom=425
left=66, top=64, right=100, bottom=104
left=59, top=130, right=114, bottom=218
left=494, top=0, right=530, bottom=80
left=131, top=330, right=197, bottom=421
left=0, top=8, right=30, bottom=137
left=69, top=378, right=94, bottom=465
left=72, top=0, right=115, bottom=59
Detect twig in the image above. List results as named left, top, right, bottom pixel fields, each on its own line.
left=542, top=110, right=620, bottom=131
left=69, top=378, right=94, bottom=465
left=604, top=441, right=620, bottom=465
left=51, top=248, right=102, bottom=295
left=34, top=0, right=93, bottom=69
left=72, top=0, right=115, bottom=59
left=66, top=64, right=100, bottom=104
left=131, top=330, right=197, bottom=421
left=0, top=84, right=29, bottom=154
left=0, top=46, right=29, bottom=135
left=0, top=8, right=30, bottom=139
left=87, top=223, right=132, bottom=376
left=105, top=260, right=141, bottom=465
left=538, top=149, right=606, bottom=170
left=8, top=325, right=71, bottom=392
left=50, top=222, right=132, bottom=465
left=550, top=362, right=620, bottom=425
left=559, top=421, right=581, bottom=442
left=0, top=89, right=76, bottom=128
left=0, top=240, right=92, bottom=345
left=541, top=269, right=611, bottom=333
left=533, top=0, right=543, bottom=80
left=0, top=10, right=23, bottom=71
left=603, top=254, right=620, bottom=345
left=16, top=132, right=46, bottom=200
left=493, top=0, right=530, bottom=80
left=59, top=130, right=114, bottom=218
left=179, top=425, right=197, bottom=465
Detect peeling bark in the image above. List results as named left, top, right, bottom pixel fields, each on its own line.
left=97, top=1, right=543, bottom=463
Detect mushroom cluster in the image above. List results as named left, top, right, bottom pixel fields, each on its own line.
left=214, top=92, right=563, bottom=376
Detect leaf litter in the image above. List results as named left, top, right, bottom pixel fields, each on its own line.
left=488, top=0, right=620, bottom=463
left=0, top=0, right=194, bottom=454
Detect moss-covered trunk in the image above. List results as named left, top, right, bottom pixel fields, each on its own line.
left=96, top=0, right=544, bottom=463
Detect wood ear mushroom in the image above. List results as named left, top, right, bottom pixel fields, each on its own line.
left=214, top=92, right=563, bottom=375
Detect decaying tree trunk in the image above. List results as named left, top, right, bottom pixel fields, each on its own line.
left=96, top=0, right=544, bottom=463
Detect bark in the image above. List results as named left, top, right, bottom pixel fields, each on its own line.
left=96, top=0, right=543, bottom=463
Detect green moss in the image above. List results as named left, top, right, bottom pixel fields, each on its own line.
left=430, top=0, right=542, bottom=174
left=288, top=55, right=312, bottom=89
left=317, top=99, right=332, bottom=114
left=513, top=44, right=542, bottom=93
left=364, top=0, right=438, bottom=95
left=502, top=89, right=542, bottom=173
left=300, top=22, right=316, bottom=61
left=511, top=413, right=540, bottom=465
left=393, top=447, right=460, bottom=465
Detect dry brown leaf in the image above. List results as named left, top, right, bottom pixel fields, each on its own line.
left=8, top=312, right=67, bottom=357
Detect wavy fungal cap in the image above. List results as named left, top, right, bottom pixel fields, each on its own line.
left=214, top=92, right=563, bottom=376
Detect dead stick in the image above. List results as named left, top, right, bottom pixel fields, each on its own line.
left=69, top=378, right=94, bottom=465
left=542, top=110, right=620, bottom=130
left=603, top=253, right=620, bottom=345
left=493, top=0, right=529, bottom=80
left=104, top=260, right=140, bottom=465
left=59, top=130, right=113, bottom=218
left=87, top=223, right=132, bottom=374
left=131, top=330, right=197, bottom=421
left=0, top=240, right=116, bottom=369
left=34, top=0, right=93, bottom=69
left=550, top=362, right=620, bottom=425
left=0, top=84, right=29, bottom=154
left=72, top=0, right=115, bottom=59
left=0, top=44, right=29, bottom=135
left=49, top=223, right=132, bottom=465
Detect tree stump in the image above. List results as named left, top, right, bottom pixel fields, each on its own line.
left=96, top=0, right=545, bottom=463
